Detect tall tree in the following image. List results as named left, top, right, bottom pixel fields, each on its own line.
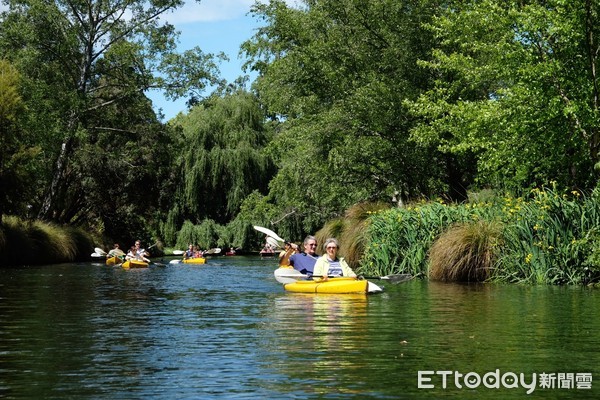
left=0, top=0, right=223, bottom=223
left=409, top=0, right=599, bottom=191
left=242, top=0, right=461, bottom=233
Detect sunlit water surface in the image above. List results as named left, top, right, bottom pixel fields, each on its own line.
left=1, top=256, right=599, bottom=399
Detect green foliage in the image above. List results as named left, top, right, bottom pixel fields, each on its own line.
left=363, top=199, right=502, bottom=277
left=175, top=91, right=275, bottom=224
left=243, top=0, right=464, bottom=233
left=409, top=0, right=598, bottom=191
left=0, top=0, right=220, bottom=228
left=362, top=185, right=600, bottom=285
left=0, top=59, right=41, bottom=219
left=175, top=219, right=221, bottom=250
left=495, top=186, right=600, bottom=285
left=0, top=216, right=94, bottom=267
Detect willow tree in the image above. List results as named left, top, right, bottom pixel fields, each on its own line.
left=174, top=90, right=275, bottom=225
left=0, top=0, right=224, bottom=223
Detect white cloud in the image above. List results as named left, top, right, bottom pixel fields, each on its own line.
left=166, top=0, right=256, bottom=24
left=165, top=0, right=301, bottom=24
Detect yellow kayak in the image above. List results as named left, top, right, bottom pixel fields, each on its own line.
left=182, top=257, right=206, bottom=264
left=122, top=259, right=149, bottom=269
left=283, top=277, right=382, bottom=294
left=105, top=256, right=122, bottom=266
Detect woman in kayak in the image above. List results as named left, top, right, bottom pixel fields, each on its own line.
left=313, top=238, right=357, bottom=280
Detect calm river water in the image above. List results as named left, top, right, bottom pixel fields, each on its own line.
left=0, top=256, right=598, bottom=399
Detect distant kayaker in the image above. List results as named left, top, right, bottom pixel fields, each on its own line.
left=184, top=244, right=194, bottom=259
left=107, top=243, right=123, bottom=258
left=133, top=240, right=151, bottom=262
left=125, top=246, right=136, bottom=261
left=313, top=238, right=357, bottom=280
left=288, top=235, right=319, bottom=277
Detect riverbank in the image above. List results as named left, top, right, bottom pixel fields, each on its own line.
left=359, top=185, right=600, bottom=285
left=0, top=216, right=94, bottom=267
left=5, top=184, right=600, bottom=286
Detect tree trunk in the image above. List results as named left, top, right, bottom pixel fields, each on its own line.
left=38, top=136, right=73, bottom=221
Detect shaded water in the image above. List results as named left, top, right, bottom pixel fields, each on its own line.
left=0, top=256, right=598, bottom=399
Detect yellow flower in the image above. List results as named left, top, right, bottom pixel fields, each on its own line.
left=525, top=253, right=532, bottom=264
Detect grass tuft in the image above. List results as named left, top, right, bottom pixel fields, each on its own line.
left=428, top=220, right=501, bottom=282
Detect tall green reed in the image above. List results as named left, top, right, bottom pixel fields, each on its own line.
left=360, top=199, right=502, bottom=277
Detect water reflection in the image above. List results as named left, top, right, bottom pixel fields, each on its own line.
left=1, top=262, right=599, bottom=399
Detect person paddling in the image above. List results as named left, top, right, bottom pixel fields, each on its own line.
left=288, top=235, right=319, bottom=277
left=133, top=240, right=150, bottom=262
left=313, top=238, right=356, bottom=280
left=184, top=244, right=194, bottom=260
left=107, top=243, right=125, bottom=260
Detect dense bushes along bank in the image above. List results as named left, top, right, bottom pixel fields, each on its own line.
left=359, top=185, right=600, bottom=285
left=0, top=216, right=94, bottom=267
left=4, top=184, right=600, bottom=286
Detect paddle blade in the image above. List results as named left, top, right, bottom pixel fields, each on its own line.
left=253, top=225, right=285, bottom=242
left=172, top=250, right=184, bottom=255
left=274, top=267, right=308, bottom=284
left=367, top=281, right=384, bottom=293
left=266, top=237, right=281, bottom=249
left=383, top=274, right=413, bottom=284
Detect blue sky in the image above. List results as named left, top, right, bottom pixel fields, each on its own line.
left=148, top=0, right=269, bottom=120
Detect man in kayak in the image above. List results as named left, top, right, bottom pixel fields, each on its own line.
left=288, top=235, right=319, bottom=277
left=313, top=238, right=357, bottom=280
left=107, top=243, right=124, bottom=259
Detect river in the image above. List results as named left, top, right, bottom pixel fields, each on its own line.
left=0, top=256, right=598, bottom=399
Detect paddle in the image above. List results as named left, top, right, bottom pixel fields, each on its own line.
left=253, top=225, right=286, bottom=243
left=266, top=236, right=281, bottom=249
left=360, top=273, right=414, bottom=284
left=274, top=270, right=414, bottom=284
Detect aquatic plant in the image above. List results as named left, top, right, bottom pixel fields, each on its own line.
left=360, top=184, right=600, bottom=285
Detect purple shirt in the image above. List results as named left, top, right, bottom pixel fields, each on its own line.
left=289, top=252, right=318, bottom=275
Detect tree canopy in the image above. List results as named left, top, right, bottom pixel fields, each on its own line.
left=0, top=0, right=222, bottom=232
left=2, top=0, right=600, bottom=250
